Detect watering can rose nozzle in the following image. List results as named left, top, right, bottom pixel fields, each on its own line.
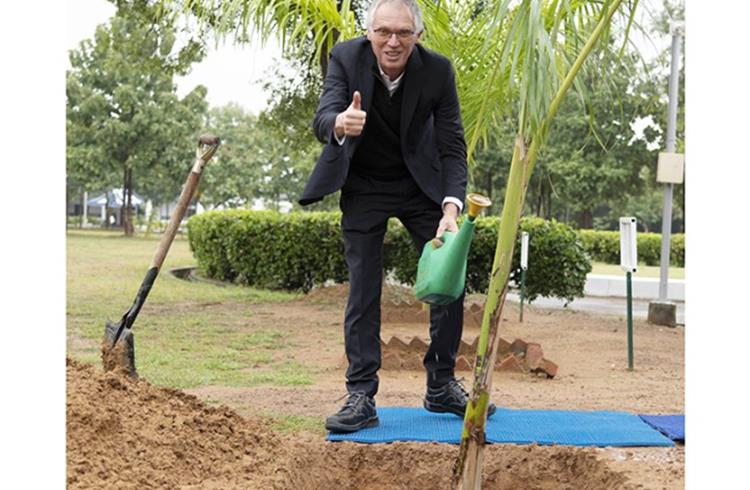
left=466, top=193, right=492, bottom=221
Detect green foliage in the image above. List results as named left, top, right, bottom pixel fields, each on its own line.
left=269, top=414, right=326, bottom=435
left=188, top=210, right=591, bottom=302
left=199, top=102, right=324, bottom=211
left=577, top=229, right=685, bottom=267
left=470, top=47, right=662, bottom=230
left=187, top=210, right=349, bottom=292
left=512, top=217, right=593, bottom=302
left=384, top=215, right=591, bottom=302
left=173, top=0, right=360, bottom=73
left=67, top=1, right=208, bottom=233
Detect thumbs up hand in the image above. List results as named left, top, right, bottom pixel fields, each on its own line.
left=335, top=91, right=367, bottom=138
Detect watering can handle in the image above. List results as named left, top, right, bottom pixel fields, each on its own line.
left=431, top=231, right=456, bottom=249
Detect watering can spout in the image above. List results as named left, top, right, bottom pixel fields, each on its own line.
left=414, top=193, right=492, bottom=305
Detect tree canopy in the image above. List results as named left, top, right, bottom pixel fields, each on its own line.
left=67, top=0, right=209, bottom=234
left=198, top=103, right=316, bottom=211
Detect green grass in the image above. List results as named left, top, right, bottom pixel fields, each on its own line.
left=66, top=229, right=311, bottom=389
left=590, top=261, right=685, bottom=279
left=268, top=413, right=326, bottom=435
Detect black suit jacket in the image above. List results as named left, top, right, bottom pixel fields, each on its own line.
left=298, top=36, right=467, bottom=207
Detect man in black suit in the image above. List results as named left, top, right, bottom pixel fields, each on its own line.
left=299, top=0, right=495, bottom=433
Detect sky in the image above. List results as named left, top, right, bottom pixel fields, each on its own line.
left=67, top=0, right=283, bottom=115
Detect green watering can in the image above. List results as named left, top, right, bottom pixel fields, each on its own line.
left=415, top=193, right=492, bottom=305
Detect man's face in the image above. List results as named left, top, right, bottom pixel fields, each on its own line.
left=367, top=1, right=421, bottom=79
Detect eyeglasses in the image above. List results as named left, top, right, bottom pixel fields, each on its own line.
left=372, top=27, right=416, bottom=40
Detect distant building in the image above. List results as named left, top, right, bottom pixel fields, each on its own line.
left=68, top=188, right=203, bottom=229
left=67, top=189, right=145, bottom=226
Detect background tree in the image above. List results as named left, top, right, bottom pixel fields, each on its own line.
left=198, top=104, right=266, bottom=209
left=639, top=0, right=685, bottom=231
left=199, top=102, right=316, bottom=211
left=469, top=43, right=670, bottom=232
left=578, top=0, right=685, bottom=232
left=532, top=48, right=659, bottom=228
left=66, top=0, right=208, bottom=235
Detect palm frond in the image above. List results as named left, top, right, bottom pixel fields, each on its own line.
left=422, top=0, right=638, bottom=162
left=172, top=0, right=640, bottom=164
left=171, top=0, right=359, bottom=67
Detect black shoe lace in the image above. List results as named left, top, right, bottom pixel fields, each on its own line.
left=333, top=392, right=369, bottom=411
left=344, top=392, right=367, bottom=409
left=449, top=377, right=470, bottom=399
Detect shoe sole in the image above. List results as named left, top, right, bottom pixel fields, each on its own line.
left=423, top=400, right=497, bottom=418
left=325, top=415, right=379, bottom=433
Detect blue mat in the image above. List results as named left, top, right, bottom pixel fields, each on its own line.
left=639, top=414, right=684, bottom=442
left=328, top=407, right=674, bottom=447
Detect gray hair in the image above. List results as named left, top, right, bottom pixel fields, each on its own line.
left=365, top=0, right=424, bottom=34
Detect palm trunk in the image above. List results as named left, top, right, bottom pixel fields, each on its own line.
left=452, top=1, right=625, bottom=487
left=452, top=135, right=531, bottom=490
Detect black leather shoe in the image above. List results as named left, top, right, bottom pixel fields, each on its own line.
left=325, top=392, right=379, bottom=433
left=424, top=378, right=497, bottom=418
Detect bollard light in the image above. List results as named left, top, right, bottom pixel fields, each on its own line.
left=619, top=217, right=638, bottom=273
left=619, top=217, right=637, bottom=371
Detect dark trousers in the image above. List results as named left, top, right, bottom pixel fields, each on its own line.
left=340, top=172, right=465, bottom=398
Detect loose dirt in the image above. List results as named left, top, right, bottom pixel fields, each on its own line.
left=67, top=358, right=637, bottom=489
left=68, top=282, right=684, bottom=489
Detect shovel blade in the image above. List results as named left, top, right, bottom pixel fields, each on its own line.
left=102, top=319, right=137, bottom=378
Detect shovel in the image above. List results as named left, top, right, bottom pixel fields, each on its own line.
left=101, top=134, right=221, bottom=376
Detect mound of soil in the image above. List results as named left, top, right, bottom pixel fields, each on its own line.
left=68, top=358, right=635, bottom=489
left=66, top=358, right=283, bottom=489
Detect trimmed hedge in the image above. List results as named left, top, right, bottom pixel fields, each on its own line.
left=577, top=230, right=684, bottom=267
left=187, top=210, right=591, bottom=301
left=385, top=215, right=591, bottom=302
left=187, top=210, right=348, bottom=291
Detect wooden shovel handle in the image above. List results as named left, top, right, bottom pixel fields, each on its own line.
left=149, top=134, right=220, bottom=270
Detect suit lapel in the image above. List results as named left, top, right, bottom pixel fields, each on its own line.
left=358, top=46, right=376, bottom=114
left=400, top=46, right=424, bottom=144
left=347, top=44, right=376, bottom=158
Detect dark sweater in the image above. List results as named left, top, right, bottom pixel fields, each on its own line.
left=350, top=73, right=410, bottom=180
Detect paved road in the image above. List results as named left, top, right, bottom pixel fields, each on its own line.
left=506, top=291, right=685, bottom=326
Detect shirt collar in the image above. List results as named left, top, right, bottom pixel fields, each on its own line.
left=376, top=62, right=404, bottom=94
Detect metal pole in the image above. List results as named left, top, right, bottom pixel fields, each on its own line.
left=657, top=22, right=683, bottom=300
left=627, top=271, right=634, bottom=370
left=519, top=269, right=526, bottom=322
left=520, top=231, right=529, bottom=323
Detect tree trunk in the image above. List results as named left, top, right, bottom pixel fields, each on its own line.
left=123, top=166, right=134, bottom=236
left=126, top=168, right=134, bottom=235
left=536, top=180, right=543, bottom=216
left=453, top=136, right=530, bottom=489
left=319, top=29, right=340, bottom=80
left=451, top=2, right=626, bottom=486
left=579, top=209, right=593, bottom=229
